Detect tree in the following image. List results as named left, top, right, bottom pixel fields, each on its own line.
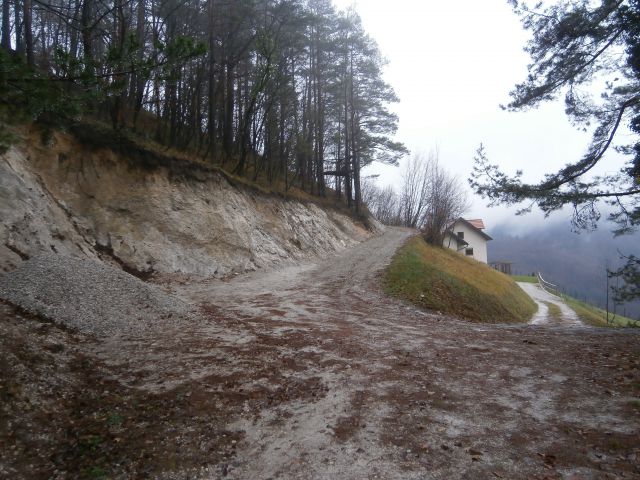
left=1, top=0, right=11, bottom=50
left=399, top=153, right=430, bottom=228
left=22, top=0, right=33, bottom=67
left=420, top=155, right=469, bottom=246
left=470, top=0, right=640, bottom=297
left=1, top=0, right=404, bottom=215
left=610, top=253, right=640, bottom=301
left=328, top=8, right=406, bottom=212
left=365, top=152, right=468, bottom=243
left=363, top=183, right=402, bottom=226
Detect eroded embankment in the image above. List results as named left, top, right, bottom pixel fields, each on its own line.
left=0, top=126, right=371, bottom=277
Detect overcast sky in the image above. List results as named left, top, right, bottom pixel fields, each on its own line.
left=330, top=0, right=607, bottom=232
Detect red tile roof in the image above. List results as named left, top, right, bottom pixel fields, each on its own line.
left=467, top=219, right=485, bottom=230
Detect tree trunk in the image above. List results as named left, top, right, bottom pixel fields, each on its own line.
left=132, top=0, right=146, bottom=129
left=207, top=12, right=217, bottom=161
left=68, top=0, right=81, bottom=59
left=81, top=0, right=94, bottom=78
left=1, top=0, right=11, bottom=50
left=14, top=0, right=23, bottom=54
left=23, top=0, right=33, bottom=67
left=222, top=63, right=234, bottom=160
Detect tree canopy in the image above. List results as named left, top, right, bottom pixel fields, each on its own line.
left=0, top=0, right=406, bottom=212
left=470, top=0, right=640, bottom=298
left=471, top=0, right=640, bottom=231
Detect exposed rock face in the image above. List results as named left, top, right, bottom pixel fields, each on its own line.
left=0, top=129, right=372, bottom=276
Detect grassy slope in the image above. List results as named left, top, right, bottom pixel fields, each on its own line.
left=511, top=275, right=537, bottom=283
left=563, top=296, right=639, bottom=328
left=543, top=301, right=562, bottom=321
left=383, top=236, right=537, bottom=323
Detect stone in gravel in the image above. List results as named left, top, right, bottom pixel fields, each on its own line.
left=0, top=253, right=196, bottom=337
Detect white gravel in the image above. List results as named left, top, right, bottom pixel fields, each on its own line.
left=0, top=253, right=195, bottom=336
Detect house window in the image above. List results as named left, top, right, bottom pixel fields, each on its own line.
left=457, top=231, right=464, bottom=239
left=465, top=248, right=474, bottom=256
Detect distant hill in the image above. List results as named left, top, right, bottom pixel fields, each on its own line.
left=488, top=222, right=640, bottom=320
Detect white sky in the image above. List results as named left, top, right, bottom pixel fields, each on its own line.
left=331, top=0, right=603, bottom=231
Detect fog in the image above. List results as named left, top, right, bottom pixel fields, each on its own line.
left=490, top=221, right=640, bottom=320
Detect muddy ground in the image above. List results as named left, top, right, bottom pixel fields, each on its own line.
left=1, top=228, right=639, bottom=479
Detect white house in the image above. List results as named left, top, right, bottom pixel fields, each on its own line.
left=443, top=218, right=492, bottom=263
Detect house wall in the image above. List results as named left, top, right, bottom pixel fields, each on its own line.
left=449, top=221, right=488, bottom=263
left=443, top=232, right=463, bottom=253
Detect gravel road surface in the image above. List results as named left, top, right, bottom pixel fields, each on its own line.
left=1, top=228, right=639, bottom=479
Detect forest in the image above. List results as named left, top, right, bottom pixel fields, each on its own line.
left=0, top=0, right=407, bottom=213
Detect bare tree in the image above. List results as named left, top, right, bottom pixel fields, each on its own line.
left=365, top=151, right=468, bottom=243
left=420, top=157, right=469, bottom=246
left=375, top=185, right=402, bottom=226
left=363, top=180, right=402, bottom=226
left=399, top=153, right=430, bottom=228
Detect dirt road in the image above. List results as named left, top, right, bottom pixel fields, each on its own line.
left=518, top=282, right=582, bottom=326
left=2, top=227, right=639, bottom=479
left=171, top=227, right=640, bottom=479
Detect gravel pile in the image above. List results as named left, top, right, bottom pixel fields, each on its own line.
left=0, top=254, right=196, bottom=336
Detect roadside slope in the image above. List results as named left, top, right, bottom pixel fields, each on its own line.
left=0, top=127, right=371, bottom=277
left=383, top=236, right=537, bottom=323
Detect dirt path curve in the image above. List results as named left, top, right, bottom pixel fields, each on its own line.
left=162, top=227, right=640, bottom=480
left=518, top=282, right=582, bottom=326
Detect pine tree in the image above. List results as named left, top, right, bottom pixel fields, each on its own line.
left=470, top=0, right=640, bottom=298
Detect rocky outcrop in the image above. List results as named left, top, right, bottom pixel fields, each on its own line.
left=0, top=128, right=373, bottom=277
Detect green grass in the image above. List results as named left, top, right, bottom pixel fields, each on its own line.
left=383, top=236, right=537, bottom=323
left=511, top=274, right=538, bottom=283
left=563, top=295, right=639, bottom=328
left=543, top=301, right=562, bottom=321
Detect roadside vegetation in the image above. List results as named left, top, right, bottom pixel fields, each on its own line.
left=511, top=275, right=639, bottom=328
left=76, top=121, right=373, bottom=219
left=543, top=301, right=562, bottom=322
left=563, top=296, right=639, bottom=328
left=383, top=236, right=537, bottom=323
left=511, top=275, right=537, bottom=283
